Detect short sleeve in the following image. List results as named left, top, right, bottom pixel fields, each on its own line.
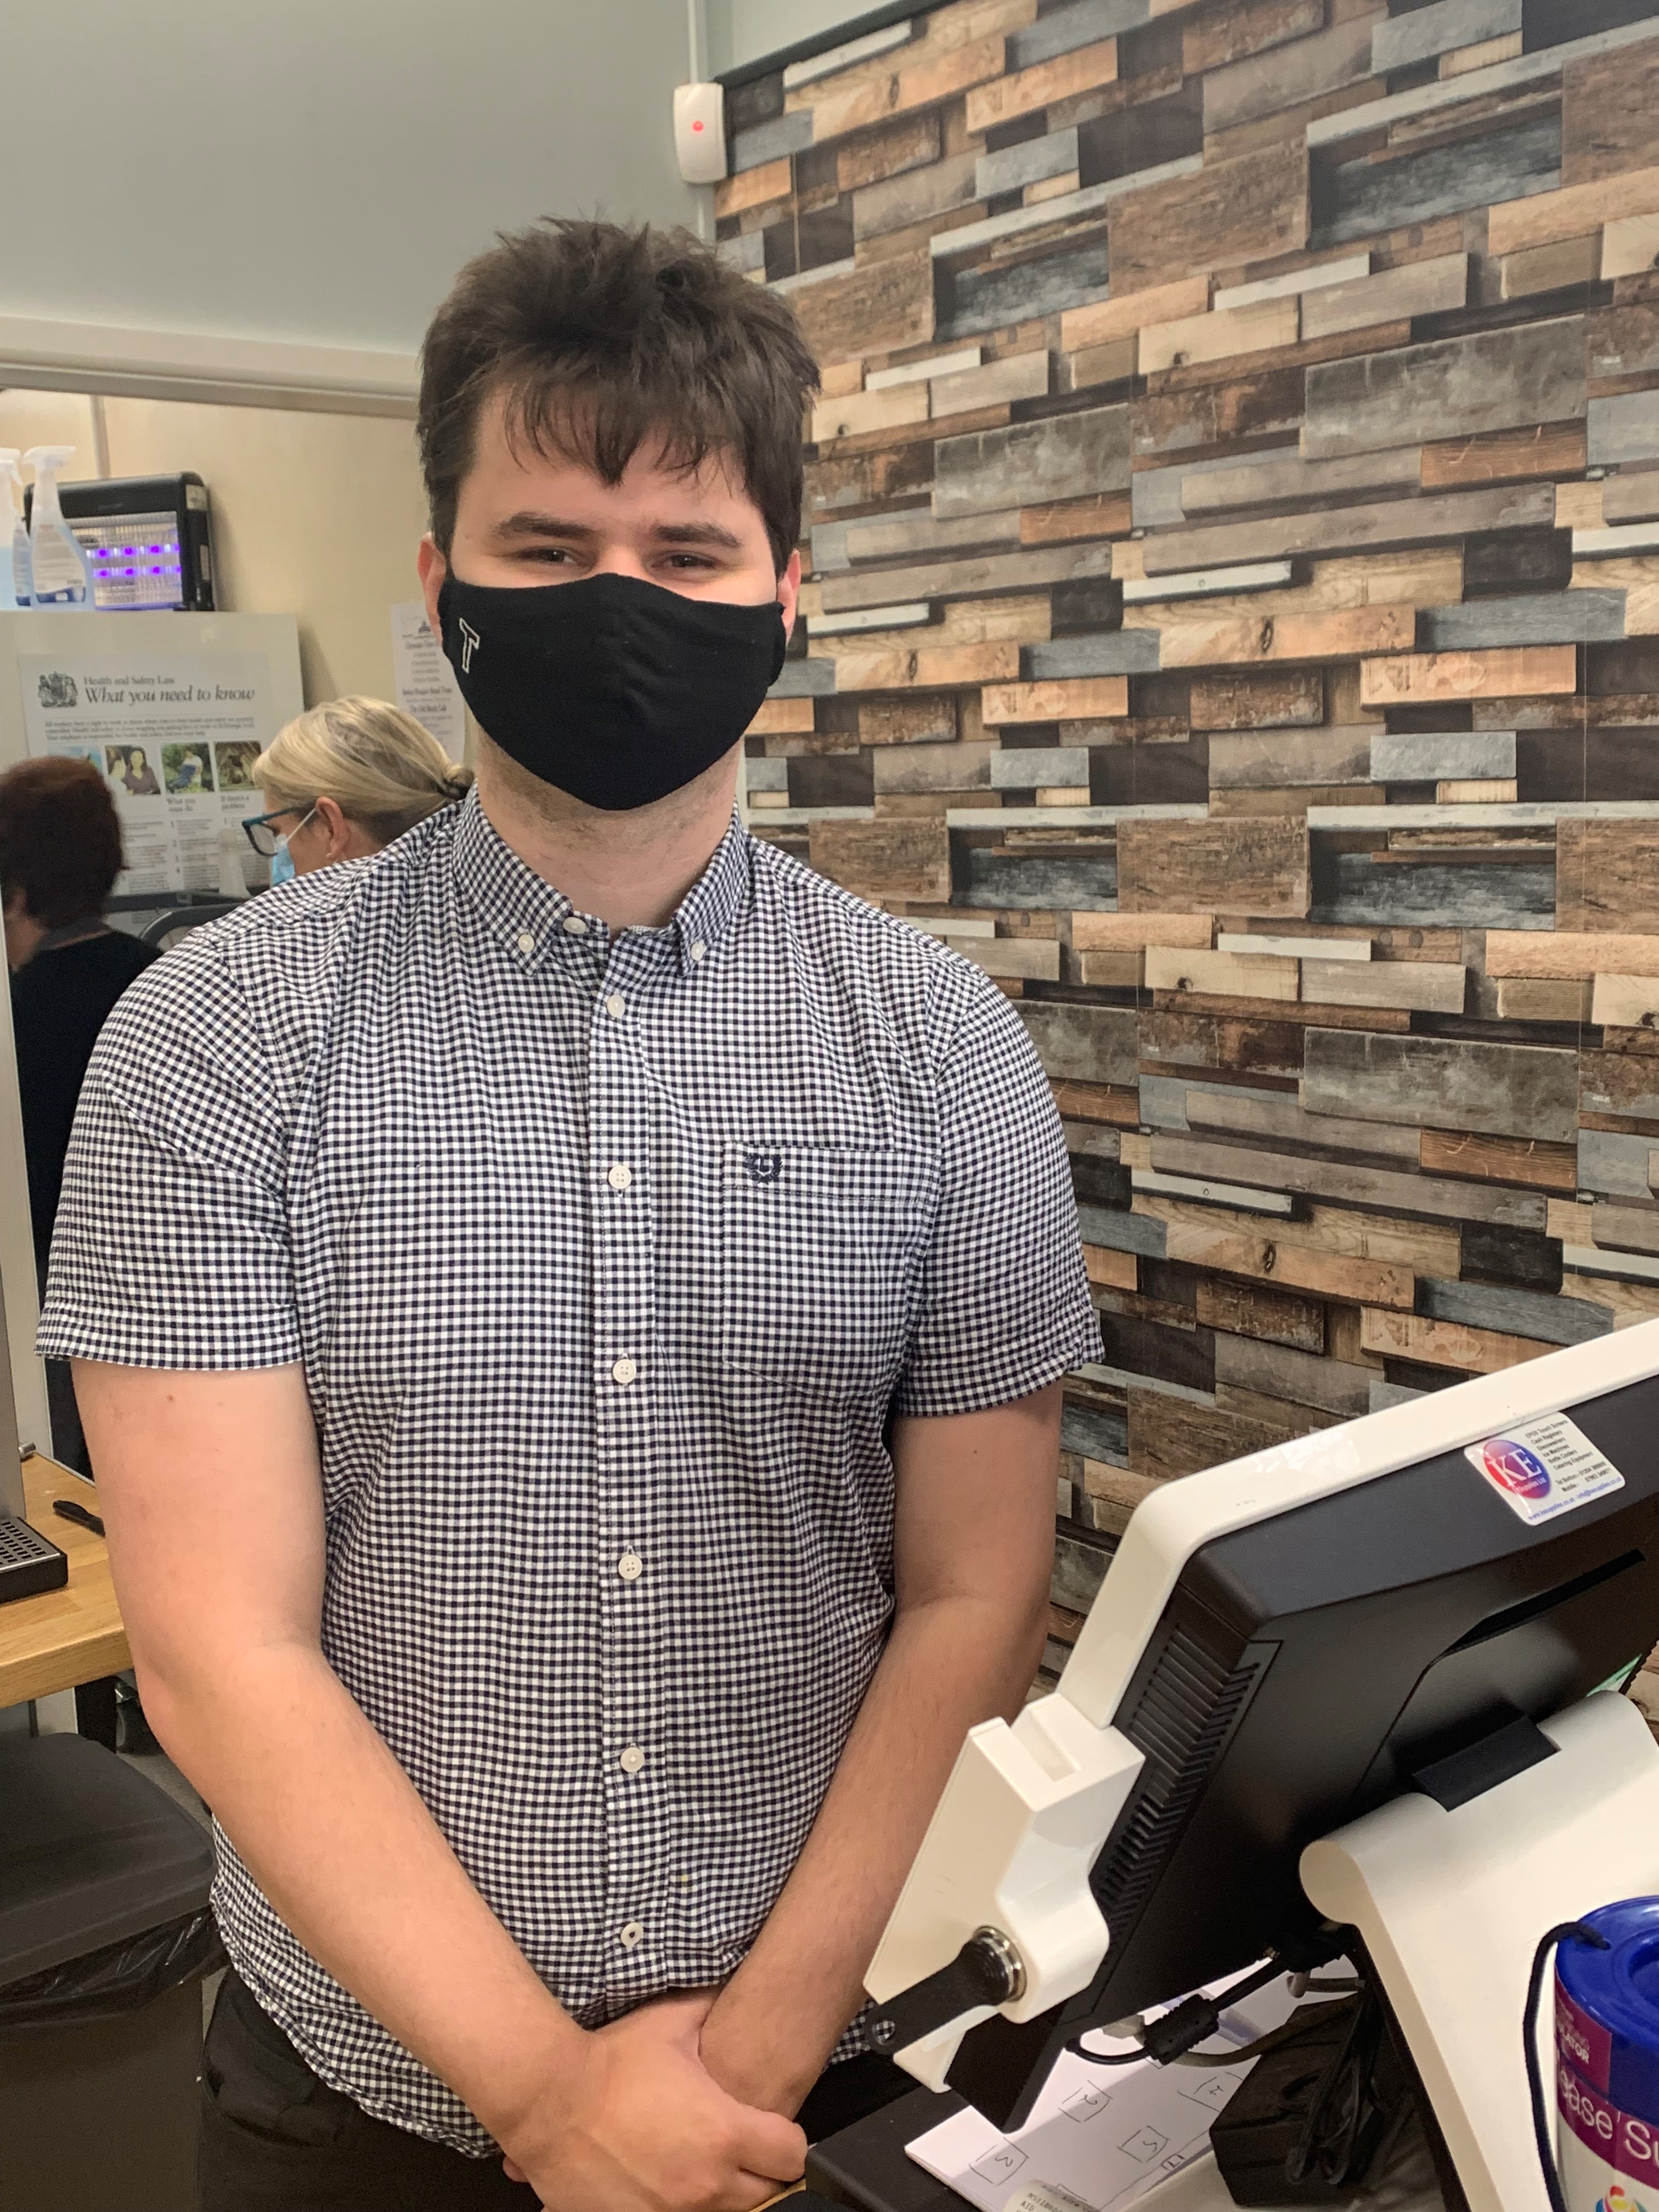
left=37, top=940, right=301, bottom=1370
left=893, top=970, right=1100, bottom=1419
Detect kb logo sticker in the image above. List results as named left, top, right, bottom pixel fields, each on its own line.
left=743, top=1153, right=783, bottom=1186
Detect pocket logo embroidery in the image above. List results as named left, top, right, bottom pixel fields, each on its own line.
left=743, top=1152, right=783, bottom=1186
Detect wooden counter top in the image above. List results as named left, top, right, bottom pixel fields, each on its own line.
left=1, top=1453, right=128, bottom=1706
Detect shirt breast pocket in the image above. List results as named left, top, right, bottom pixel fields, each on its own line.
left=720, top=1141, right=935, bottom=1401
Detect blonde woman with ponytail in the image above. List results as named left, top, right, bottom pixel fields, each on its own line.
left=244, top=697, right=473, bottom=881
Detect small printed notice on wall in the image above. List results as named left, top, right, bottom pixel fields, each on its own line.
left=21, top=648, right=280, bottom=898
left=390, top=600, right=466, bottom=759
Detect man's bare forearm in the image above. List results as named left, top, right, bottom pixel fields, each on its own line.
left=139, top=1640, right=580, bottom=2147
left=698, top=1583, right=1048, bottom=2111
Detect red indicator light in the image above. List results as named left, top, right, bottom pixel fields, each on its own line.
left=691, top=118, right=704, bottom=131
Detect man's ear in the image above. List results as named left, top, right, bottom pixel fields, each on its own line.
left=777, top=548, right=803, bottom=642
left=417, top=535, right=448, bottom=643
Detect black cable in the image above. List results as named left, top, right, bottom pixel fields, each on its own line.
left=1525, top=1921, right=1609, bottom=2212
left=1065, top=1955, right=1290, bottom=2068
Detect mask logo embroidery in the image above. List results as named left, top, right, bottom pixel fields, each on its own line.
left=458, top=617, right=481, bottom=673
left=743, top=1153, right=783, bottom=1187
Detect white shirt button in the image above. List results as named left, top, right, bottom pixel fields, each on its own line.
left=619, top=1920, right=645, bottom=1949
left=611, top=1356, right=637, bottom=1387
left=562, top=915, right=588, bottom=936
left=690, top=940, right=706, bottom=963
left=605, top=992, right=627, bottom=1020
left=618, top=1549, right=643, bottom=1582
left=515, top=930, right=535, bottom=956
left=607, top=1163, right=633, bottom=1192
left=619, top=1743, right=646, bottom=1774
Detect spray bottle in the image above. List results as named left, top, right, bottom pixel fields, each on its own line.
left=0, top=452, right=30, bottom=609
left=24, top=447, right=93, bottom=608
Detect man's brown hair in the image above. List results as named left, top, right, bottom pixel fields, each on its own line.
left=417, top=219, right=820, bottom=575
left=0, top=757, right=123, bottom=927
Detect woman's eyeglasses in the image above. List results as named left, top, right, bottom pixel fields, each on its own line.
left=242, top=805, right=315, bottom=858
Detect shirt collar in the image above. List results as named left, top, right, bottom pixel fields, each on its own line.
left=450, top=787, right=752, bottom=977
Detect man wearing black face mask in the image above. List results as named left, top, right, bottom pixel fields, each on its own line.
left=40, top=221, right=1097, bottom=2212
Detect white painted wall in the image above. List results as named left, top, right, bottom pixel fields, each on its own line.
left=0, top=1, right=702, bottom=360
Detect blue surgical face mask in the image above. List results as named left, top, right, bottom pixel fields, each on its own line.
left=268, top=804, right=316, bottom=887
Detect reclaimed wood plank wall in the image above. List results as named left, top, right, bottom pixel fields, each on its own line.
left=725, top=0, right=1659, bottom=1696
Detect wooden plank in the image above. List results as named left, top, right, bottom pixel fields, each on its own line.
left=808, top=32, right=1008, bottom=145
left=1159, top=606, right=1415, bottom=669
left=1183, top=1085, right=1423, bottom=1164
left=1160, top=1218, right=1415, bottom=1309
left=746, top=698, right=816, bottom=735
left=1190, top=670, right=1323, bottom=730
left=930, top=350, right=1052, bottom=417
left=1119, top=816, right=1309, bottom=917
left=1588, top=301, right=1659, bottom=383
left=859, top=696, right=957, bottom=746
left=981, top=678, right=1129, bottom=722
left=1583, top=1046, right=1659, bottom=1121
left=964, top=35, right=1119, bottom=132
left=1183, top=0, right=1322, bottom=74
left=1132, top=364, right=1306, bottom=462
left=1372, top=0, right=1520, bottom=72
left=1604, top=213, right=1659, bottom=282
left=1600, top=474, right=1659, bottom=528
left=1304, top=320, right=1586, bottom=462
left=943, top=236, right=1114, bottom=343
left=1420, top=1127, right=1579, bottom=1193
left=1556, top=820, right=1659, bottom=933
left=1561, top=44, right=1659, bottom=190
left=1144, top=946, right=1300, bottom=1000
left=810, top=383, right=930, bottom=447
left=1442, top=31, right=1524, bottom=80
left=1489, top=161, right=1659, bottom=257
left=1149, top=1133, right=1549, bottom=1226
left=1181, top=447, right=1421, bottom=516
left=1372, top=731, right=1516, bottom=782
left=1060, top=275, right=1212, bottom=353
left=1108, top=138, right=1310, bottom=296
left=1139, top=482, right=1557, bottom=577
left=1488, top=930, right=1659, bottom=980
left=1500, top=236, right=1600, bottom=301
left=933, top=404, right=1131, bottom=521
left=1026, top=633, right=1163, bottom=679
left=1060, top=1083, right=1144, bottom=1132
left=1593, top=973, right=1659, bottom=1029
left=1360, top=1307, right=1553, bottom=1375
left=1212, top=1333, right=1375, bottom=1418
left=786, top=246, right=935, bottom=368
left=988, top=746, right=1090, bottom=789
left=1020, top=493, right=1135, bottom=546
left=1420, top=420, right=1588, bottom=492
left=1213, top=254, right=1370, bottom=315
left=1322, top=114, right=1561, bottom=251
left=807, top=819, right=950, bottom=900
left=714, top=158, right=793, bottom=220
left=1203, top=15, right=1378, bottom=137
left=1138, top=297, right=1299, bottom=376
left=1419, top=1275, right=1611, bottom=1346
left=1590, top=1205, right=1659, bottom=1259
left=1360, top=646, right=1579, bottom=707
left=1301, top=1029, right=1579, bottom=1143
left=872, top=741, right=996, bottom=794
left=835, top=111, right=943, bottom=194
left=1301, top=253, right=1470, bottom=343
left=975, top=124, right=1080, bottom=200
left=1127, top=1389, right=1304, bottom=1485
left=1209, top=726, right=1374, bottom=788
left=1303, top=960, right=1467, bottom=1013
left=1495, top=977, right=1594, bottom=1022
left=851, top=151, right=981, bottom=244
left=1018, top=1001, right=1139, bottom=1086
left=1084, top=1244, right=1139, bottom=1293
left=965, top=849, right=1118, bottom=909
left=1421, top=592, right=1626, bottom=652
left=842, top=507, right=1020, bottom=562
left=833, top=640, right=1020, bottom=691
left=819, top=539, right=1109, bottom=613
left=1316, top=854, right=1556, bottom=930
left=1072, top=911, right=1212, bottom=950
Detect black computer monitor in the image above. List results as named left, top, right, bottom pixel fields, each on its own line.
left=929, top=1344, right=1659, bottom=2137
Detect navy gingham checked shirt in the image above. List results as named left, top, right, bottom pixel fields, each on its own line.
left=40, top=789, right=1097, bottom=2151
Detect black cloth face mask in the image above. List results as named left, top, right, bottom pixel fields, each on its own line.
left=436, top=569, right=788, bottom=812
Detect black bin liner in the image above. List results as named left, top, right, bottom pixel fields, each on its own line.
left=0, top=1907, right=225, bottom=2036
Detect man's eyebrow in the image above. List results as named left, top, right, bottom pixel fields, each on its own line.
left=492, top=511, right=599, bottom=540
left=650, top=521, right=744, bottom=551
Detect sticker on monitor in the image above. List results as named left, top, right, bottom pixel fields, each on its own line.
left=1464, top=1414, right=1626, bottom=1527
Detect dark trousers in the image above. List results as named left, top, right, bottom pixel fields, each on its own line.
left=200, top=1970, right=910, bottom=2209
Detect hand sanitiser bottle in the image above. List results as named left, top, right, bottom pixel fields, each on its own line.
left=24, top=447, right=93, bottom=607
left=0, top=452, right=30, bottom=608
